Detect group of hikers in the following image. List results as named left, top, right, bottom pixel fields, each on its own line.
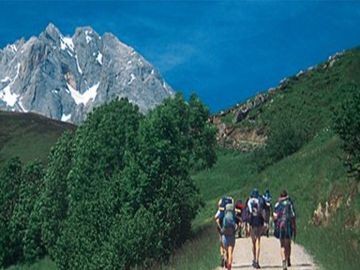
left=214, top=188, right=296, bottom=270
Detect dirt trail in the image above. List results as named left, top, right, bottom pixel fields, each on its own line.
left=216, top=236, right=319, bottom=270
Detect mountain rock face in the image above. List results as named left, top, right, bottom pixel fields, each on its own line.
left=0, top=23, right=173, bottom=123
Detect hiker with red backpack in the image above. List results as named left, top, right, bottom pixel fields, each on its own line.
left=215, top=196, right=234, bottom=268
left=273, top=190, right=296, bottom=270
left=248, top=188, right=265, bottom=269
left=216, top=203, right=237, bottom=270
left=235, top=199, right=244, bottom=238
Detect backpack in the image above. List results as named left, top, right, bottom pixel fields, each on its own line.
left=275, top=199, right=294, bottom=236
left=249, top=197, right=264, bottom=226
left=222, top=204, right=236, bottom=235
left=219, top=196, right=233, bottom=211
left=250, top=197, right=263, bottom=217
left=235, top=200, right=243, bottom=219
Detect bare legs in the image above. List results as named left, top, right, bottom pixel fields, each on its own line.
left=227, top=245, right=234, bottom=269
left=280, top=239, right=291, bottom=269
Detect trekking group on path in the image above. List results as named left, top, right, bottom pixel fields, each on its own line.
left=214, top=189, right=296, bottom=270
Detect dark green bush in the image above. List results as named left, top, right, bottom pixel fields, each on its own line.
left=333, top=88, right=360, bottom=179
left=0, top=158, right=23, bottom=267
left=255, top=113, right=311, bottom=171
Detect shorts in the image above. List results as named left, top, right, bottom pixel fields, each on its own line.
left=221, top=234, right=235, bottom=248
left=274, top=228, right=292, bottom=239
left=250, top=226, right=264, bottom=239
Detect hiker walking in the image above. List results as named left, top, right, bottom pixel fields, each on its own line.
left=215, top=196, right=234, bottom=267
left=262, top=189, right=272, bottom=237
left=242, top=197, right=251, bottom=237
left=216, top=203, right=237, bottom=270
left=235, top=199, right=244, bottom=238
left=248, top=188, right=264, bottom=269
left=273, top=190, right=296, bottom=270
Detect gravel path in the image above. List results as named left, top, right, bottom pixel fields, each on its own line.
left=216, top=236, right=319, bottom=270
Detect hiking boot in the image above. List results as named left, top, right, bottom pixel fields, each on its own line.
left=220, top=256, right=225, bottom=267
left=287, top=258, right=291, bottom=267
left=282, top=260, right=287, bottom=270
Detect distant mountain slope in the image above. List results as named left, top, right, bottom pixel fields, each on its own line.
left=212, top=46, right=360, bottom=150
left=0, top=23, right=173, bottom=123
left=0, top=111, right=74, bottom=166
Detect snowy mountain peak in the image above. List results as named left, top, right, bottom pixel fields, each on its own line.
left=0, top=24, right=173, bottom=123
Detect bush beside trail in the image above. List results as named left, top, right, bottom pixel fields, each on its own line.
left=0, top=94, right=217, bottom=269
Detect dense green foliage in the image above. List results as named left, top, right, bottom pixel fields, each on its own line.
left=333, top=88, right=360, bottom=179
left=0, top=158, right=23, bottom=267
left=0, top=94, right=216, bottom=269
left=254, top=113, right=311, bottom=170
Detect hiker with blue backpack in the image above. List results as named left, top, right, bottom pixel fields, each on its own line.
left=214, top=196, right=234, bottom=268
left=248, top=188, right=265, bottom=269
left=216, top=202, right=237, bottom=270
left=273, top=190, right=296, bottom=270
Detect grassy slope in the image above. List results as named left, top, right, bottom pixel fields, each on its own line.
left=173, top=129, right=359, bottom=270
left=223, top=47, right=360, bottom=136
left=0, top=111, right=74, bottom=167
left=167, top=48, right=360, bottom=269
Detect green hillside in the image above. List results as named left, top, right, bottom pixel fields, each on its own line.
left=0, top=111, right=74, bottom=167
left=164, top=48, right=360, bottom=270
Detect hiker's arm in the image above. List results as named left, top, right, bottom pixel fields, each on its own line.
left=292, top=218, right=297, bottom=240
left=215, top=218, right=222, bottom=232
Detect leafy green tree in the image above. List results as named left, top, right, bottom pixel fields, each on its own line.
left=333, top=89, right=360, bottom=179
left=55, top=99, right=142, bottom=269
left=9, top=161, right=44, bottom=263
left=188, top=93, right=217, bottom=169
left=31, top=95, right=213, bottom=269
left=0, top=157, right=22, bottom=267
left=38, top=131, right=74, bottom=258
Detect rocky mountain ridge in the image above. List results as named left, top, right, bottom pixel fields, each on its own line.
left=0, top=23, right=173, bottom=123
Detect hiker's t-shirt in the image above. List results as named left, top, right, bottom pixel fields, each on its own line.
left=247, top=197, right=264, bottom=227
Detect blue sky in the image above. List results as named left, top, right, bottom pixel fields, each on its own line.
left=1, top=1, right=360, bottom=112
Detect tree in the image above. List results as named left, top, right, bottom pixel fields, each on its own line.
left=333, top=89, right=360, bottom=180
left=39, top=131, right=74, bottom=258
left=188, top=93, right=217, bottom=169
left=55, top=98, right=142, bottom=269
left=9, top=161, right=44, bottom=263
left=0, top=158, right=22, bottom=267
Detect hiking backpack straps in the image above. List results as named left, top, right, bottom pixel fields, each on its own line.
left=277, top=199, right=293, bottom=237
left=222, top=204, right=236, bottom=235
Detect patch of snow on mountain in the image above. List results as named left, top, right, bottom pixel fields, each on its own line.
left=1, top=77, right=10, bottom=83
left=10, top=44, right=17, bottom=53
left=67, top=82, right=100, bottom=105
left=61, top=113, right=72, bottom=122
left=128, top=73, right=136, bottom=85
left=85, top=30, right=92, bottom=44
left=18, top=100, right=28, bottom=112
left=60, top=36, right=74, bottom=51
left=75, top=55, right=82, bottom=74
left=0, top=63, right=21, bottom=106
left=96, top=52, right=103, bottom=65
